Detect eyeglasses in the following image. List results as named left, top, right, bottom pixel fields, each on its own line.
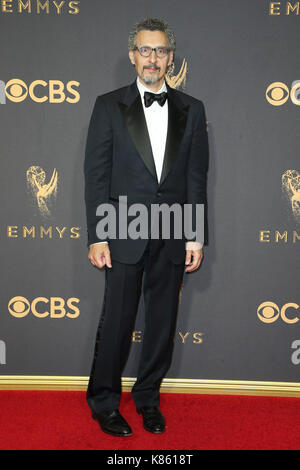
left=134, top=45, right=171, bottom=58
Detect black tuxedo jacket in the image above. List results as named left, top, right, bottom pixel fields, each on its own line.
left=84, top=79, right=209, bottom=264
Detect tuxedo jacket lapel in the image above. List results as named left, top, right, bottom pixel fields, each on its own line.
left=161, top=85, right=189, bottom=186
left=119, top=92, right=158, bottom=183
left=118, top=80, right=189, bottom=187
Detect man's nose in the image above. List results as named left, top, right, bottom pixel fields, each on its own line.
left=149, top=50, right=157, bottom=62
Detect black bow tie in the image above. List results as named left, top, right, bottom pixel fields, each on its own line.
left=144, top=91, right=168, bottom=108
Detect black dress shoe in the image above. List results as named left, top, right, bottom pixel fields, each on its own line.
left=137, top=406, right=166, bottom=433
left=92, top=409, right=132, bottom=437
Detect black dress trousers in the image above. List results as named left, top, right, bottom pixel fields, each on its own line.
left=86, top=237, right=185, bottom=414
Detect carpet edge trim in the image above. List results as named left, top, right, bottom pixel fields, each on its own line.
left=0, top=376, right=300, bottom=396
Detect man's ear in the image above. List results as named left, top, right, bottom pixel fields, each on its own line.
left=168, top=50, right=174, bottom=66
left=129, top=50, right=135, bottom=66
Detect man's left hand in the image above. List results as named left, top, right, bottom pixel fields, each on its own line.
left=185, top=248, right=203, bottom=273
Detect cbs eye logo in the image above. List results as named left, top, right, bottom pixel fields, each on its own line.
left=8, top=296, right=80, bottom=319
left=0, top=79, right=80, bottom=104
left=257, top=301, right=299, bottom=324
left=266, top=81, right=300, bottom=106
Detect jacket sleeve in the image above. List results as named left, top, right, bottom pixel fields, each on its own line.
left=185, top=100, right=209, bottom=245
left=84, top=96, right=113, bottom=246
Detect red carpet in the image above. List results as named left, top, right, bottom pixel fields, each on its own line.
left=0, top=391, right=300, bottom=450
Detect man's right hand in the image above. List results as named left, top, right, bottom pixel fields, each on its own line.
left=88, top=243, right=112, bottom=269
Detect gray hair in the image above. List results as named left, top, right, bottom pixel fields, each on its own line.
left=128, top=17, right=176, bottom=52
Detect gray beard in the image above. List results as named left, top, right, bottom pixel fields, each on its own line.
left=141, top=69, right=160, bottom=85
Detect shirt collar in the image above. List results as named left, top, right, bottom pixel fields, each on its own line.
left=136, top=76, right=167, bottom=100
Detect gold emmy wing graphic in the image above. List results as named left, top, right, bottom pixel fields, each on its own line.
left=282, top=170, right=300, bottom=223
left=165, top=59, right=209, bottom=133
left=165, top=58, right=187, bottom=89
left=26, top=166, right=58, bottom=217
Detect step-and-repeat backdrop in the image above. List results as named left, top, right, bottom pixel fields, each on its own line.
left=0, top=0, right=299, bottom=382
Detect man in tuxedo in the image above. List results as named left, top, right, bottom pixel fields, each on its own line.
left=84, top=17, right=209, bottom=437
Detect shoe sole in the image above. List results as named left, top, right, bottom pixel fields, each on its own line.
left=100, top=426, right=133, bottom=437
left=143, top=424, right=165, bottom=434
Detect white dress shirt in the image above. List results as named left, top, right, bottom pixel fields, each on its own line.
left=91, top=76, right=202, bottom=251
left=136, top=76, right=168, bottom=183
